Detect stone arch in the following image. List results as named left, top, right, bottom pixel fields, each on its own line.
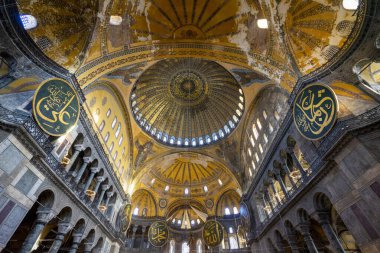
left=215, top=189, right=241, bottom=217
left=91, top=237, right=104, bottom=253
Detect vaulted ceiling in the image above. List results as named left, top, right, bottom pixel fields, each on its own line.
left=14, top=0, right=375, bottom=219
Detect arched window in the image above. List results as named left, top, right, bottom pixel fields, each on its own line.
left=113, top=151, right=118, bottom=160
left=109, top=142, right=114, bottom=152
left=197, top=239, right=202, bottom=253
left=229, top=236, right=238, bottom=249
left=20, top=14, right=38, bottom=30
left=99, top=121, right=105, bottom=132
left=233, top=207, right=239, bottom=215
left=118, top=135, right=123, bottom=146
left=142, top=208, right=147, bottom=217
left=133, top=207, right=139, bottom=215
left=111, top=117, right=117, bottom=129
left=104, top=132, right=110, bottom=143
left=343, top=0, right=359, bottom=10
left=229, top=227, right=234, bottom=234
left=225, top=207, right=231, bottom=215
left=115, top=123, right=121, bottom=137
left=106, top=109, right=111, bottom=117
left=169, top=240, right=175, bottom=253
left=182, top=242, right=190, bottom=253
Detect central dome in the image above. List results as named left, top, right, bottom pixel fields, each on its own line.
left=130, top=58, right=244, bottom=147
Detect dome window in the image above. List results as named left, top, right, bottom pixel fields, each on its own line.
left=109, top=15, right=123, bottom=25
left=165, top=185, right=170, bottom=192
left=233, top=207, right=239, bottom=214
left=191, top=138, right=197, bottom=147
left=172, top=218, right=176, bottom=223
left=203, top=186, right=208, bottom=192
left=169, top=136, right=175, bottom=144
left=178, top=220, right=182, bottom=225
left=343, top=0, right=359, bottom=10
left=225, top=207, right=231, bottom=215
left=218, top=179, right=223, bottom=186
left=205, top=135, right=211, bottom=144
left=197, top=219, right=200, bottom=224
left=151, top=178, right=155, bottom=185
left=233, top=115, right=239, bottom=123
left=177, top=138, right=182, bottom=146
left=257, top=19, right=269, bottom=29
left=184, top=138, right=189, bottom=146
left=229, top=227, right=234, bottom=233
left=184, top=188, right=189, bottom=195
left=20, top=14, right=38, bottom=30
left=133, top=207, right=139, bottom=215
left=199, top=137, right=204, bottom=145
left=212, top=133, right=218, bottom=141
left=191, top=220, right=195, bottom=225
left=163, top=134, right=168, bottom=142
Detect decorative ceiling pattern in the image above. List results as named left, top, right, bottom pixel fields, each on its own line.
left=130, top=58, right=244, bottom=147
left=132, top=189, right=157, bottom=217
left=130, top=0, right=259, bottom=42
left=17, top=0, right=97, bottom=72
left=282, top=0, right=360, bottom=74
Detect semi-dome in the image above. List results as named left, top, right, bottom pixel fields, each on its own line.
left=130, top=58, right=244, bottom=147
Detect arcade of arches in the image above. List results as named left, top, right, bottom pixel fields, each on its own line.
left=0, top=0, right=380, bottom=252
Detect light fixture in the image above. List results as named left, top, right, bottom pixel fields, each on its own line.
left=109, top=15, right=123, bottom=25
left=85, top=189, right=96, bottom=197
left=290, top=170, right=301, bottom=180
left=343, top=0, right=359, bottom=10
left=257, top=19, right=269, bottom=29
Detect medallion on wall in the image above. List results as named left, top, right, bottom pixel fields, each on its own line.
left=293, top=84, right=338, bottom=140
left=202, top=220, right=224, bottom=247
left=120, top=203, right=132, bottom=233
left=33, top=78, right=80, bottom=136
left=148, top=221, right=169, bottom=247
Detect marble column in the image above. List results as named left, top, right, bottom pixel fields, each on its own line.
left=68, top=232, right=83, bottom=253
left=20, top=209, right=54, bottom=253
left=274, top=170, right=289, bottom=199
left=83, top=167, right=99, bottom=193
left=131, top=226, right=138, bottom=248
left=281, top=162, right=296, bottom=188
left=317, top=211, right=346, bottom=253
left=92, top=176, right=104, bottom=201
left=65, top=145, right=83, bottom=171
left=74, top=157, right=91, bottom=184
left=289, top=151, right=308, bottom=179
left=299, top=222, right=319, bottom=253
left=49, top=222, right=72, bottom=253
left=286, top=231, right=300, bottom=253
left=264, top=191, right=275, bottom=214
left=269, top=182, right=281, bottom=206
left=140, top=226, right=146, bottom=249
left=83, top=242, right=93, bottom=253
left=96, top=185, right=109, bottom=208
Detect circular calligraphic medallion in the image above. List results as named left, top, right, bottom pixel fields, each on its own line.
left=202, top=220, right=224, bottom=247
left=293, top=84, right=338, bottom=140
left=148, top=221, right=169, bottom=247
left=32, top=78, right=80, bottom=136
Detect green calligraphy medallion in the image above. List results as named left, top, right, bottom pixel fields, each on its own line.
left=293, top=84, right=338, bottom=140
left=33, top=78, right=80, bottom=136
left=148, top=221, right=169, bottom=247
left=202, top=220, right=224, bottom=247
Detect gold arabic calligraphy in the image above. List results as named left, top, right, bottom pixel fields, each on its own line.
left=33, top=79, right=79, bottom=136
left=148, top=221, right=168, bottom=247
left=294, top=86, right=337, bottom=139
left=203, top=221, right=223, bottom=247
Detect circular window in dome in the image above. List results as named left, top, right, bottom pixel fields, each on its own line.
left=130, top=58, right=245, bottom=147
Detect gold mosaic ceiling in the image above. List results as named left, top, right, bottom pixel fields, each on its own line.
left=130, top=58, right=244, bottom=147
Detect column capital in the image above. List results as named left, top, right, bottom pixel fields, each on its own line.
left=36, top=209, right=54, bottom=224
left=91, top=167, right=100, bottom=173
left=101, top=184, right=110, bottom=191
left=83, top=157, right=92, bottom=163
left=74, top=144, right=84, bottom=152
left=57, top=221, right=73, bottom=235
left=106, top=191, right=113, bottom=198
left=316, top=210, right=330, bottom=225
left=96, top=176, right=105, bottom=183
left=298, top=222, right=311, bottom=235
